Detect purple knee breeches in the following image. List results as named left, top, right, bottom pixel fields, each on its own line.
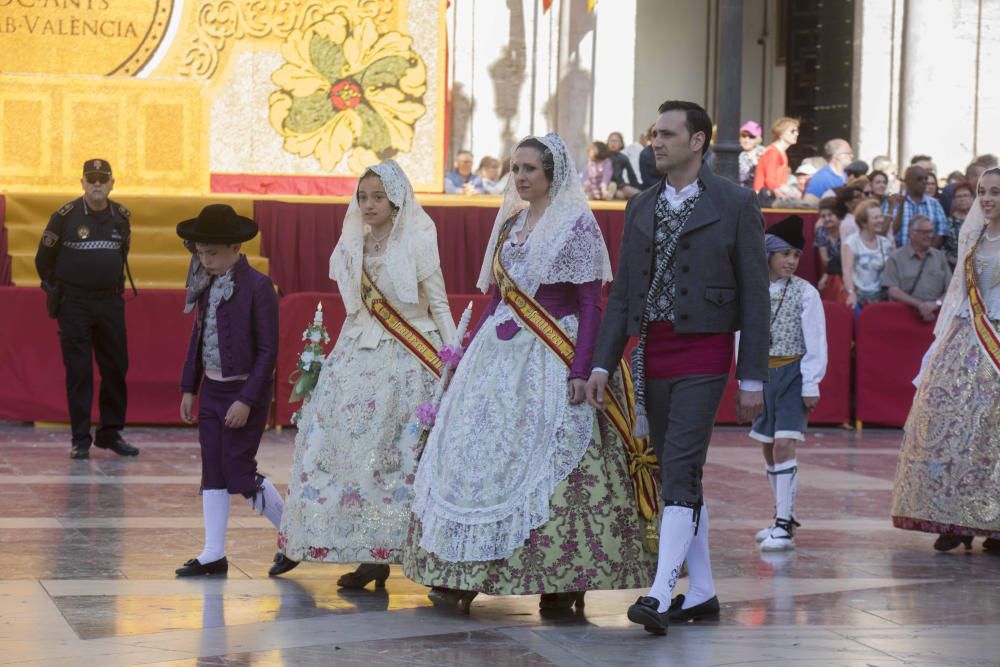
left=198, top=378, right=271, bottom=496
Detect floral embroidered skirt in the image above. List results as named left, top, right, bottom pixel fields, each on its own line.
left=402, top=414, right=658, bottom=595
left=891, top=317, right=1000, bottom=536
left=278, top=332, right=441, bottom=563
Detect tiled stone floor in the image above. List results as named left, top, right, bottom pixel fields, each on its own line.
left=1, top=422, right=998, bottom=666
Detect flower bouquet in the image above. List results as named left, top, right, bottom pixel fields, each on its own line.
left=288, top=302, right=331, bottom=425
left=415, top=301, right=473, bottom=453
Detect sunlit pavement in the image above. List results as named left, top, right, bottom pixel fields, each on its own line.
left=0, top=423, right=997, bottom=666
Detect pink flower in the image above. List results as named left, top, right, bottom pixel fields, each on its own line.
left=370, top=547, right=391, bottom=560
left=438, top=344, right=465, bottom=368
left=415, top=402, right=438, bottom=428
left=308, top=546, right=329, bottom=559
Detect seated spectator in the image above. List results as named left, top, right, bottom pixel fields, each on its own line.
left=476, top=156, right=506, bottom=195
left=805, top=139, right=853, bottom=201
left=738, top=120, right=765, bottom=188
left=620, top=129, right=646, bottom=178
left=606, top=131, right=641, bottom=199
left=814, top=196, right=846, bottom=305
left=754, top=117, right=799, bottom=193
left=843, top=198, right=893, bottom=310
left=940, top=154, right=998, bottom=215
left=444, top=150, right=483, bottom=194
left=869, top=170, right=890, bottom=204
left=845, top=160, right=869, bottom=183
left=638, top=124, right=660, bottom=190
left=943, top=182, right=974, bottom=268
left=582, top=141, right=613, bottom=200
left=884, top=165, right=949, bottom=247
left=834, top=181, right=867, bottom=241
left=871, top=156, right=899, bottom=194
left=792, top=162, right=817, bottom=197
left=882, top=215, right=952, bottom=322
left=770, top=162, right=819, bottom=208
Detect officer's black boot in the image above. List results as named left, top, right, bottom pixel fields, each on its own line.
left=94, top=433, right=139, bottom=457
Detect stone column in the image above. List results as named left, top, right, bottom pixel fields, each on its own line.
left=714, top=0, right=744, bottom=183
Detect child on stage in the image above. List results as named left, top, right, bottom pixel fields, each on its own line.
left=751, top=215, right=827, bottom=551
left=174, top=204, right=283, bottom=576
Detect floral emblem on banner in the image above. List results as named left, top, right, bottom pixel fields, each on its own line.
left=268, top=12, right=427, bottom=173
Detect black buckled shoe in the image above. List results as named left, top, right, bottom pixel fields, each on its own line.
left=268, top=552, right=300, bottom=577
left=668, top=594, right=720, bottom=622
left=175, top=556, right=228, bottom=577
left=94, top=435, right=139, bottom=457
left=69, top=445, right=90, bottom=460
left=627, top=596, right=669, bottom=636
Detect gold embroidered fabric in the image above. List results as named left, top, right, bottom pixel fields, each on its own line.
left=891, top=317, right=1000, bottom=535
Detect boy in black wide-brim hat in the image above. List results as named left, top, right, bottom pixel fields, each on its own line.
left=174, top=204, right=288, bottom=576
left=751, top=215, right=827, bottom=552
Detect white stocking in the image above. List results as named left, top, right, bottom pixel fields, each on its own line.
left=647, top=505, right=696, bottom=612
left=773, top=459, right=798, bottom=521
left=682, top=504, right=715, bottom=608
left=198, top=489, right=230, bottom=564
left=248, top=478, right=284, bottom=529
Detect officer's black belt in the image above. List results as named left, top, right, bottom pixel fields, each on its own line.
left=61, top=284, right=122, bottom=299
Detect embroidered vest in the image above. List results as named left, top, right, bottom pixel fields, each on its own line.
left=645, top=188, right=703, bottom=322
left=769, top=276, right=807, bottom=357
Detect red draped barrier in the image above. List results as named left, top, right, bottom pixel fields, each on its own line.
left=254, top=200, right=818, bottom=295
left=855, top=301, right=935, bottom=427
left=274, top=292, right=495, bottom=426
left=0, top=287, right=192, bottom=424
left=714, top=300, right=853, bottom=426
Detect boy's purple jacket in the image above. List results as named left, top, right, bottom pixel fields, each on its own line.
left=180, top=256, right=279, bottom=409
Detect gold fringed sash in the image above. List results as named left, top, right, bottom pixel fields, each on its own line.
left=361, top=268, right=443, bottom=379
left=491, top=220, right=660, bottom=524
left=964, top=234, right=1000, bottom=376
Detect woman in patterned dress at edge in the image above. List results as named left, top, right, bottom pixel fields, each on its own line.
left=891, top=167, right=1000, bottom=553
left=271, top=160, right=456, bottom=583
left=403, top=133, right=658, bottom=613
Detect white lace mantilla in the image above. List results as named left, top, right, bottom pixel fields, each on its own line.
left=476, top=132, right=612, bottom=293
left=330, top=159, right=441, bottom=314
left=411, top=304, right=595, bottom=563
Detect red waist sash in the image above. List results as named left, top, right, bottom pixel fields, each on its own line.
left=645, top=321, right=734, bottom=378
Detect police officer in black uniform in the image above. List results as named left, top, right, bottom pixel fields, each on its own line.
left=35, top=159, right=140, bottom=460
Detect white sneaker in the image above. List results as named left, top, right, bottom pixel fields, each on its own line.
left=760, top=519, right=796, bottom=552
left=755, top=525, right=773, bottom=543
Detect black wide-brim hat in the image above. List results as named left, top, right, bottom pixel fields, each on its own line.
left=177, top=204, right=258, bottom=244
left=767, top=215, right=806, bottom=250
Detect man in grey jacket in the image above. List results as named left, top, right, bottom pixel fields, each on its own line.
left=586, top=100, right=769, bottom=636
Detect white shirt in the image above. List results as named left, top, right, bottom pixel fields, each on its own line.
left=771, top=278, right=828, bottom=396
left=660, top=179, right=701, bottom=208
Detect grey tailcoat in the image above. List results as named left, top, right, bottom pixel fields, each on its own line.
left=593, top=162, right=770, bottom=382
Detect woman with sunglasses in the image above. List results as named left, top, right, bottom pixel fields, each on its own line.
left=753, top=117, right=799, bottom=195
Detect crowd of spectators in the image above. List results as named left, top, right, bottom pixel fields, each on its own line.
left=732, top=113, right=998, bottom=317
left=444, top=122, right=994, bottom=323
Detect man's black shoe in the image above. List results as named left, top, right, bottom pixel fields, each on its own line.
left=668, top=594, right=720, bottom=622
left=626, top=596, right=669, bottom=635
left=94, top=436, right=139, bottom=457
left=175, top=556, right=228, bottom=577
left=69, top=446, right=90, bottom=460
left=268, top=552, right=300, bottom=577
